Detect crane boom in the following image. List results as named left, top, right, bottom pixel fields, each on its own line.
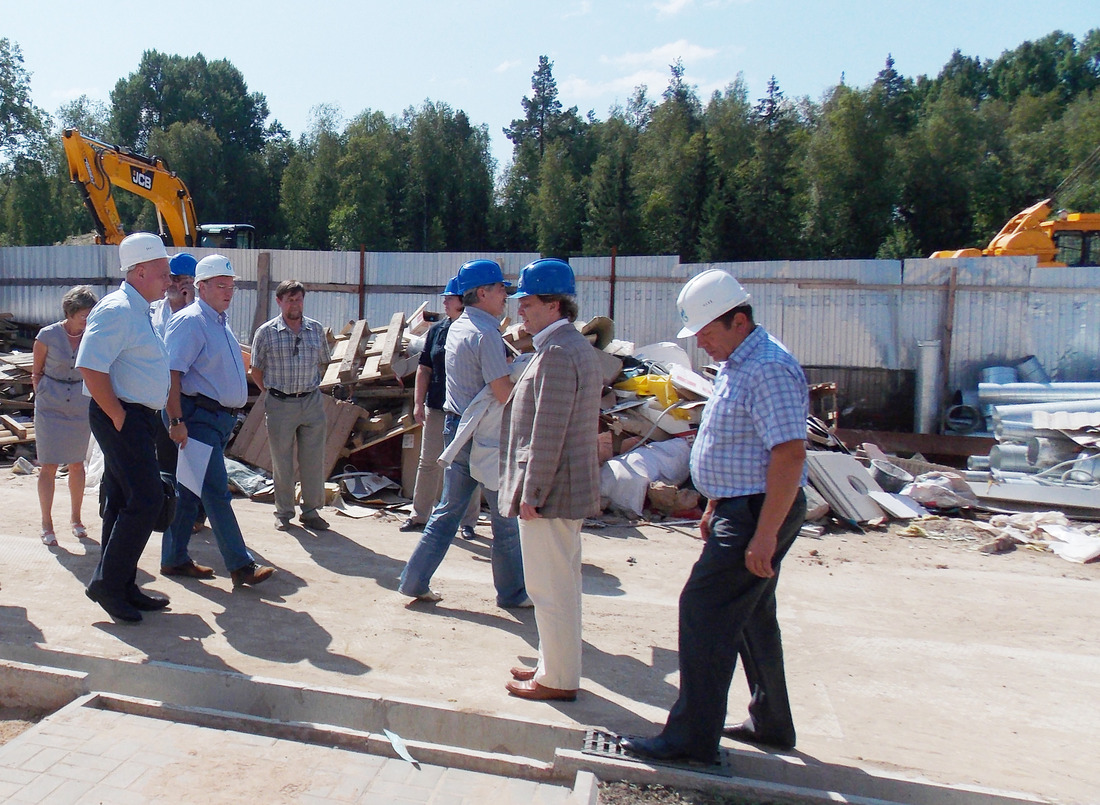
left=62, top=128, right=200, bottom=247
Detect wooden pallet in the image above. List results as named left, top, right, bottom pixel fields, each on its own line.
left=0, top=413, right=35, bottom=445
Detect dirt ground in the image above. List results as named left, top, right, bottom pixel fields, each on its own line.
left=1, top=464, right=1098, bottom=804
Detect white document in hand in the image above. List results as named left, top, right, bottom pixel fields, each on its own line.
left=176, top=438, right=213, bottom=498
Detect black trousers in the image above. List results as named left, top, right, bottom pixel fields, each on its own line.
left=88, top=400, right=162, bottom=598
left=660, top=489, right=806, bottom=759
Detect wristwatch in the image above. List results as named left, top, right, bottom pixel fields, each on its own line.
left=169, top=418, right=184, bottom=427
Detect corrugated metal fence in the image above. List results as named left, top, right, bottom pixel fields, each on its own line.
left=2, top=246, right=1098, bottom=394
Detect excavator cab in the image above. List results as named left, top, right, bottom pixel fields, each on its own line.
left=197, top=224, right=256, bottom=250
left=1048, top=215, right=1100, bottom=267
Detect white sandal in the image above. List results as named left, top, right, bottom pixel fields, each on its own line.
left=71, top=522, right=87, bottom=538
left=40, top=528, right=58, bottom=546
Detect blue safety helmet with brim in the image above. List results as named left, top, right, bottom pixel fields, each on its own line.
left=456, top=259, right=512, bottom=294
left=169, top=253, right=197, bottom=277
left=510, top=258, right=575, bottom=298
left=440, top=275, right=461, bottom=296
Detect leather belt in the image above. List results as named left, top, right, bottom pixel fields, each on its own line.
left=186, top=394, right=241, bottom=416
left=268, top=388, right=313, bottom=400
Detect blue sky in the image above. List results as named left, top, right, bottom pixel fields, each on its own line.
left=3, top=0, right=1092, bottom=173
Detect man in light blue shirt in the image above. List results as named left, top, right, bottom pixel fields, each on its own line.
left=398, top=259, right=528, bottom=608
left=76, top=232, right=174, bottom=623
left=622, top=269, right=808, bottom=764
left=161, top=254, right=273, bottom=588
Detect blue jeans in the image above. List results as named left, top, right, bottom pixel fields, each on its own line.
left=161, top=397, right=255, bottom=573
left=399, top=414, right=526, bottom=607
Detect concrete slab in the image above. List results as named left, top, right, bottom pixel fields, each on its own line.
left=2, top=469, right=1098, bottom=802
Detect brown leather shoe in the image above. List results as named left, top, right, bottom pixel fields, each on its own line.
left=161, top=560, right=214, bottom=579
left=231, top=562, right=274, bottom=587
left=505, top=679, right=577, bottom=702
left=510, top=666, right=536, bottom=681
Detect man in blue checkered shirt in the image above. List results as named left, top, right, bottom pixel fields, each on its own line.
left=621, top=269, right=808, bottom=765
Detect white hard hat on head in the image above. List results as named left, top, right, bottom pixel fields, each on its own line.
left=195, top=254, right=236, bottom=282
left=118, top=232, right=168, bottom=271
left=675, top=269, right=751, bottom=337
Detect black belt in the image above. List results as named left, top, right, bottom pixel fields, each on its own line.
left=268, top=388, right=314, bottom=400
left=186, top=394, right=241, bottom=416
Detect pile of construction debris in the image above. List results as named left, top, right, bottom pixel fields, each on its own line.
left=0, top=316, right=36, bottom=453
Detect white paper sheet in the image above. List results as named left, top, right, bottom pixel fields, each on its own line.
left=177, top=438, right=213, bottom=498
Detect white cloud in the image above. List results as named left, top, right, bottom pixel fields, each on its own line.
left=563, top=1, right=592, bottom=19
left=494, top=60, right=522, bottom=74
left=605, top=40, right=720, bottom=70
left=653, top=0, right=694, bottom=16
left=560, top=69, right=670, bottom=101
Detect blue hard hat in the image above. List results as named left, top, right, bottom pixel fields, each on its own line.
left=456, top=259, right=512, bottom=294
left=168, top=252, right=197, bottom=277
left=441, top=275, right=461, bottom=296
left=511, top=258, right=575, bottom=298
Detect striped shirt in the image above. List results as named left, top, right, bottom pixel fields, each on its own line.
left=250, top=315, right=330, bottom=395
left=690, top=325, right=808, bottom=499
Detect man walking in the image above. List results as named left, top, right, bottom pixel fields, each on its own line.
left=161, top=255, right=274, bottom=587
left=398, top=259, right=528, bottom=608
left=76, top=232, right=173, bottom=622
left=499, top=259, right=603, bottom=702
left=250, top=279, right=331, bottom=531
left=621, top=269, right=808, bottom=763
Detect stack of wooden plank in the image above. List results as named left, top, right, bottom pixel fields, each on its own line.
left=227, top=308, right=424, bottom=484
left=0, top=350, right=35, bottom=448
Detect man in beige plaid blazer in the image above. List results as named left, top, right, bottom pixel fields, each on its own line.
left=499, top=258, right=604, bottom=702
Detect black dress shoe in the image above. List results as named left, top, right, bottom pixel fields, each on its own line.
left=398, top=518, right=424, bottom=532
left=85, top=586, right=142, bottom=622
left=128, top=587, right=170, bottom=611
left=721, top=723, right=795, bottom=751
left=618, top=735, right=715, bottom=764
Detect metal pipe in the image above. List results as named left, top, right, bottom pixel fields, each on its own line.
left=967, top=455, right=991, bottom=470
left=991, top=398, right=1100, bottom=424
left=994, top=419, right=1065, bottom=443
left=915, top=340, right=942, bottom=434
left=1014, top=355, right=1051, bottom=384
left=989, top=443, right=1038, bottom=473
left=1027, top=436, right=1082, bottom=468
left=978, top=382, right=1100, bottom=405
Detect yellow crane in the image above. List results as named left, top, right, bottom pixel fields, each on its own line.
left=61, top=128, right=255, bottom=249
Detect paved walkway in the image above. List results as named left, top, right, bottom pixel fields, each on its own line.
left=0, top=701, right=576, bottom=805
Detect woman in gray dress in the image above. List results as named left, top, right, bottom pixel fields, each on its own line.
left=32, top=286, right=98, bottom=546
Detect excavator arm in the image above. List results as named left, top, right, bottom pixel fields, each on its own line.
left=62, top=128, right=200, bottom=247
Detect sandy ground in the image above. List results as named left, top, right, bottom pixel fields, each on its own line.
left=1, top=466, right=1098, bottom=804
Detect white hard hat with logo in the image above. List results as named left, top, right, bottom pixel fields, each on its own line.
left=195, top=254, right=237, bottom=282
left=118, top=232, right=168, bottom=271
left=675, top=269, right=751, bottom=337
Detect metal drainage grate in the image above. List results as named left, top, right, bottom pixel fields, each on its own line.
left=583, top=728, right=738, bottom=776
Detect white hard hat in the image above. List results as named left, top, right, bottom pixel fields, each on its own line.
left=118, top=232, right=168, bottom=271
left=675, top=269, right=751, bottom=337
left=195, top=254, right=237, bottom=282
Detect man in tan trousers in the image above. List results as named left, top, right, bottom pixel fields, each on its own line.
left=499, top=258, right=604, bottom=701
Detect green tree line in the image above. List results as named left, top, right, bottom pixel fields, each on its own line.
left=1, top=32, right=1098, bottom=259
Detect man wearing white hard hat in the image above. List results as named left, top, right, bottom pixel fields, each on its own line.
left=162, top=254, right=274, bottom=587
left=76, top=232, right=174, bottom=622
left=621, top=269, right=808, bottom=763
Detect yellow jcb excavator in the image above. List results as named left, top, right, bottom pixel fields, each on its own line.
left=930, top=147, right=1100, bottom=267
left=61, top=128, right=255, bottom=249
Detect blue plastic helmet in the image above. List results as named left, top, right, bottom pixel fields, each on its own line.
left=168, top=252, right=197, bottom=277
left=510, top=258, right=575, bottom=298
left=456, top=259, right=512, bottom=293
left=440, top=275, right=461, bottom=296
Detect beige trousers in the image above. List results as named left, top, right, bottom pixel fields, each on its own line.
left=520, top=516, right=584, bottom=690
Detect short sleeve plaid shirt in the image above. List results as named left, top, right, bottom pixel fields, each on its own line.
left=250, top=315, right=330, bottom=395
left=690, top=326, right=808, bottom=499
